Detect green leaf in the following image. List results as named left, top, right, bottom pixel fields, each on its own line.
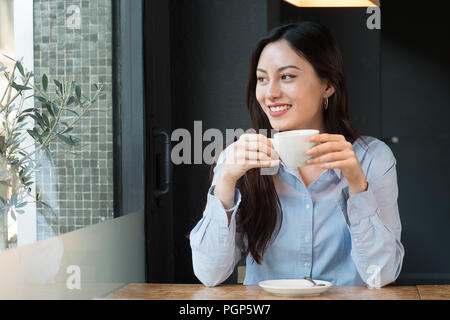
left=61, top=127, right=73, bottom=134
left=41, top=128, right=50, bottom=139
left=45, top=103, right=55, bottom=118
left=54, top=80, right=63, bottom=95
left=72, top=137, right=80, bottom=146
left=27, top=129, right=38, bottom=140
left=67, top=96, right=75, bottom=105
left=15, top=201, right=28, bottom=208
left=29, top=113, right=46, bottom=130
left=20, top=163, right=34, bottom=178
left=9, top=143, right=20, bottom=154
left=56, top=133, right=76, bottom=146
left=75, top=85, right=81, bottom=101
left=22, top=176, right=32, bottom=184
left=11, top=82, right=32, bottom=91
left=42, top=74, right=48, bottom=91
left=41, top=112, right=50, bottom=127
left=16, top=122, right=28, bottom=130
left=22, top=107, right=36, bottom=113
left=16, top=61, right=25, bottom=76
left=36, top=96, right=48, bottom=104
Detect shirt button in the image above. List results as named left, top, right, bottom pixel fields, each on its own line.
left=304, top=263, right=310, bottom=268
left=305, top=235, right=310, bottom=242
left=306, top=204, right=311, bottom=209
left=354, top=238, right=358, bottom=243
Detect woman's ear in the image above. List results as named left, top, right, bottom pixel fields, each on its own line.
left=324, top=81, right=335, bottom=99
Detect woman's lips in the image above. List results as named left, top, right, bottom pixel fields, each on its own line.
left=268, top=105, right=292, bottom=117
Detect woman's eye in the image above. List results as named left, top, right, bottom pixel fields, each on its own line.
left=257, top=77, right=267, bottom=83
left=282, top=74, right=295, bottom=80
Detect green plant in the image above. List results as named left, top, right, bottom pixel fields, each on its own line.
left=0, top=52, right=105, bottom=221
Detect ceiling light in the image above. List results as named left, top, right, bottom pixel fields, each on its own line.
left=283, top=0, right=380, bottom=7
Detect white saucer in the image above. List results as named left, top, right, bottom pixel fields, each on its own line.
left=258, top=279, right=332, bottom=297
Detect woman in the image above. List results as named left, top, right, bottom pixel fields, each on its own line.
left=190, top=21, right=404, bottom=287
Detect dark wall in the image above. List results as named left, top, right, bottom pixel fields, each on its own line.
left=170, top=0, right=268, bottom=283
left=381, top=2, right=450, bottom=284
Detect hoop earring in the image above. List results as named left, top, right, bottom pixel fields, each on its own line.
left=324, top=98, right=329, bottom=110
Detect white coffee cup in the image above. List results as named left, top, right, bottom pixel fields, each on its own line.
left=271, top=129, right=319, bottom=168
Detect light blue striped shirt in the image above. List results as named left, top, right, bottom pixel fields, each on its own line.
left=190, top=136, right=404, bottom=287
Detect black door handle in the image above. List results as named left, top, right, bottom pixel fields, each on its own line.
left=380, top=136, right=399, bottom=145
left=153, top=128, right=171, bottom=198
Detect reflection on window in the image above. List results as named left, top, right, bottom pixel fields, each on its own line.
left=0, top=0, right=114, bottom=250
left=33, top=0, right=114, bottom=241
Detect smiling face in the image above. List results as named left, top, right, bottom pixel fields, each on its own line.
left=256, top=39, right=334, bottom=132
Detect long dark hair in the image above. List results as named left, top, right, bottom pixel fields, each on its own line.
left=215, top=21, right=362, bottom=264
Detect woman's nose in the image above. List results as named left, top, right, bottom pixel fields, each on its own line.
left=267, top=80, right=282, bottom=99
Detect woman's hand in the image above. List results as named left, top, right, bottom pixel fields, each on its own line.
left=305, top=133, right=368, bottom=196
left=215, top=134, right=280, bottom=215
left=220, top=133, right=280, bottom=184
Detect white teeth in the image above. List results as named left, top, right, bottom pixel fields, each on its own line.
left=270, top=105, right=292, bottom=112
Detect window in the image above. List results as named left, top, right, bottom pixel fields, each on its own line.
left=0, top=0, right=145, bottom=298
left=0, top=0, right=115, bottom=248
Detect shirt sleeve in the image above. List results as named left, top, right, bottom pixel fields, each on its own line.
left=336, top=141, right=405, bottom=288
left=189, top=145, right=243, bottom=287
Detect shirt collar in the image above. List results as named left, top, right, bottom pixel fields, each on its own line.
left=333, top=168, right=343, bottom=180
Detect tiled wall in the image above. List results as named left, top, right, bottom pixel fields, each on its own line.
left=33, top=0, right=114, bottom=240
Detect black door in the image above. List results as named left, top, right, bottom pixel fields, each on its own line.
left=144, top=0, right=175, bottom=283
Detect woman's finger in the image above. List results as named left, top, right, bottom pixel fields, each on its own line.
left=319, top=157, right=358, bottom=170
left=244, top=150, right=276, bottom=161
left=246, top=159, right=281, bottom=168
left=239, top=135, right=278, bottom=159
left=307, top=149, right=353, bottom=165
left=309, top=133, right=346, bottom=143
left=230, top=150, right=273, bottom=165
left=306, top=140, right=351, bottom=156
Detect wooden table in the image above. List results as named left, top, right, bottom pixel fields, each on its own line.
left=416, top=285, right=450, bottom=300
left=105, top=283, right=450, bottom=300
